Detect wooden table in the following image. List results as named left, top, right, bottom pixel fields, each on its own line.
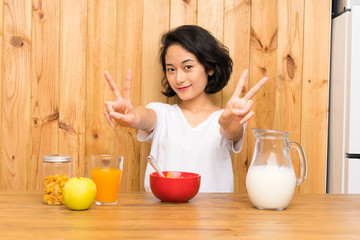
left=0, top=192, right=359, bottom=239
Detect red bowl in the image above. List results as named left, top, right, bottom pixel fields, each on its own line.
left=150, top=171, right=201, bottom=202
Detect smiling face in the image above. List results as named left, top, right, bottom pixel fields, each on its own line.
left=165, top=44, right=213, bottom=101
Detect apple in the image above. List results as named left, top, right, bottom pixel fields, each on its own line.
left=63, top=177, right=97, bottom=210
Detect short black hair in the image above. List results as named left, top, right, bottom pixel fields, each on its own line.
left=160, top=25, right=233, bottom=97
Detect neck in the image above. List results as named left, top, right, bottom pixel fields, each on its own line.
left=178, top=94, right=217, bottom=113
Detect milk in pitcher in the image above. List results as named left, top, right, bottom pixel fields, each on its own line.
left=246, top=165, right=297, bottom=210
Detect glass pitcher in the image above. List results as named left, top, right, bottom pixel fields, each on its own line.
left=246, top=128, right=307, bottom=210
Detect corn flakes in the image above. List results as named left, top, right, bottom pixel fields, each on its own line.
left=43, top=174, right=69, bottom=205
left=166, top=172, right=184, bottom=178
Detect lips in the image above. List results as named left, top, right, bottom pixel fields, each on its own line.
left=177, top=85, right=191, bottom=91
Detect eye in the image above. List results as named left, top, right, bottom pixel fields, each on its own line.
left=166, top=67, right=175, bottom=72
left=184, top=65, right=192, bottom=70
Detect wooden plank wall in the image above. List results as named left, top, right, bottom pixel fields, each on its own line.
left=0, top=0, right=331, bottom=193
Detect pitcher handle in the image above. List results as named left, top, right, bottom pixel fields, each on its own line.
left=290, top=142, right=308, bottom=186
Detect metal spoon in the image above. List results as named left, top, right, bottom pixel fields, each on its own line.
left=147, top=155, right=165, bottom=177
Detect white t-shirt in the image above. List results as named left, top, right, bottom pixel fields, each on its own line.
left=137, top=102, right=244, bottom=192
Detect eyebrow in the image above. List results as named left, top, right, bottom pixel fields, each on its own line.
left=166, top=59, right=195, bottom=66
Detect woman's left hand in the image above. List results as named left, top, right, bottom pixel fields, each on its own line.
left=219, top=69, right=268, bottom=140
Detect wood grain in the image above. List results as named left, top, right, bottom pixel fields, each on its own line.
left=0, top=0, right=332, bottom=193
left=170, top=0, right=197, bottom=28
left=2, top=0, right=31, bottom=189
left=276, top=0, right=304, bottom=192
left=224, top=0, right=251, bottom=193
left=115, top=0, right=143, bottom=191
left=248, top=0, right=278, bottom=186
left=86, top=0, right=142, bottom=191
left=140, top=0, right=169, bottom=191
left=300, top=0, right=331, bottom=193
left=0, top=0, right=3, bottom=188
left=1, top=192, right=360, bottom=239
left=85, top=0, right=117, bottom=181
left=59, top=0, right=87, bottom=177
left=30, top=0, right=60, bottom=190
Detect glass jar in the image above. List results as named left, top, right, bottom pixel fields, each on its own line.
left=43, top=155, right=71, bottom=205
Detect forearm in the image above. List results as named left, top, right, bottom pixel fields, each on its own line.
left=132, top=106, right=157, bottom=131
left=219, top=124, right=244, bottom=142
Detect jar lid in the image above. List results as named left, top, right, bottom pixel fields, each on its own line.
left=43, top=155, right=71, bottom=163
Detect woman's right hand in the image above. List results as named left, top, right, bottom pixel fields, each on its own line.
left=104, top=70, right=140, bottom=128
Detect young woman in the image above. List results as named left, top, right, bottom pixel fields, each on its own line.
left=104, top=25, right=268, bottom=192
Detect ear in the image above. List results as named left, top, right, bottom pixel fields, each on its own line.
left=208, top=69, right=214, bottom=76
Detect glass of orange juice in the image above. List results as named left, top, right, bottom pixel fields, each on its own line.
left=90, top=155, right=123, bottom=205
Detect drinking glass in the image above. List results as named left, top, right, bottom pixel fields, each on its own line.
left=90, top=155, right=123, bottom=205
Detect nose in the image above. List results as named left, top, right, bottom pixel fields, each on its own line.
left=175, top=70, right=185, bottom=84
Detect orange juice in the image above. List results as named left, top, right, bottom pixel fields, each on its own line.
left=91, top=168, right=122, bottom=203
